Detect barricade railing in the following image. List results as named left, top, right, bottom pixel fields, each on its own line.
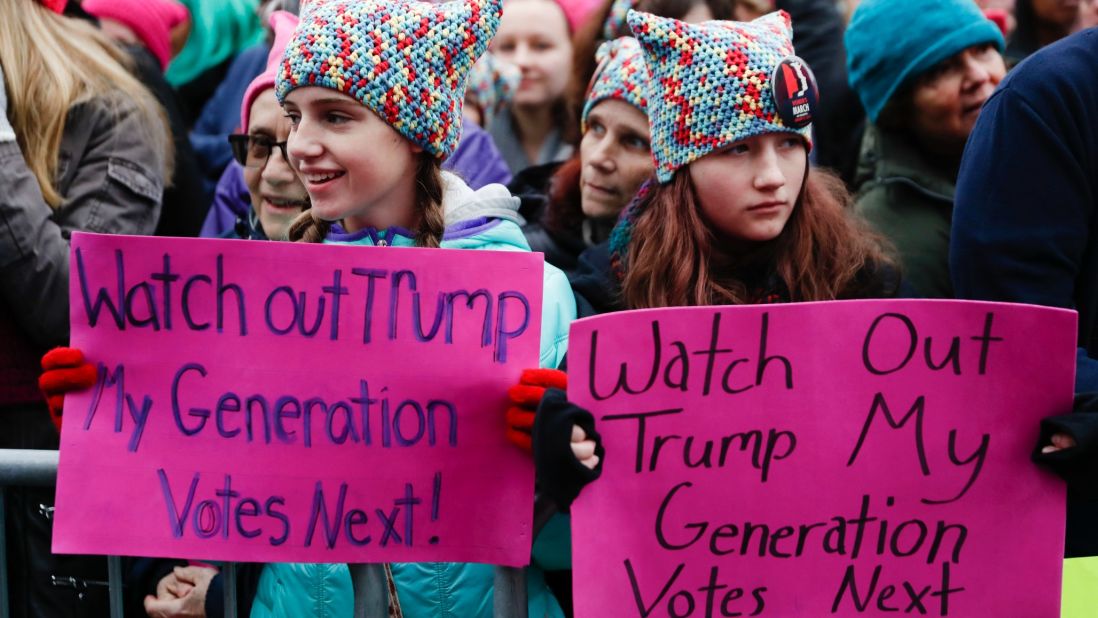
left=0, top=450, right=544, bottom=618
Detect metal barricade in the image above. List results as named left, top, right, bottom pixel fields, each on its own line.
left=0, top=450, right=554, bottom=618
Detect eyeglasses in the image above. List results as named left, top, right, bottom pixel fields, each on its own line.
left=229, top=134, right=290, bottom=168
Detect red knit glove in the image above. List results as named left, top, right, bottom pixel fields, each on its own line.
left=38, top=347, right=97, bottom=432
left=506, top=369, right=567, bottom=452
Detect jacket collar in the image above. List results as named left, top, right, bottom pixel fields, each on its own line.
left=855, top=124, right=957, bottom=205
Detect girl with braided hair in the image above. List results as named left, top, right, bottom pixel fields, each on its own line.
left=262, top=0, right=581, bottom=614
left=42, top=0, right=586, bottom=614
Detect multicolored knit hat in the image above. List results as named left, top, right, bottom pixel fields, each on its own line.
left=276, top=0, right=502, bottom=160
left=464, top=51, right=520, bottom=128
left=627, top=9, right=815, bottom=183
left=581, top=37, right=650, bottom=131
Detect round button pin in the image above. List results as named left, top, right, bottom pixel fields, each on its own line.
left=771, top=56, right=818, bottom=129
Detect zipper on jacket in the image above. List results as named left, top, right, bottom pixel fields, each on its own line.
left=377, top=238, right=388, bottom=247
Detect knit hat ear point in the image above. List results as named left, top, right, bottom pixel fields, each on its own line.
left=754, top=8, right=793, bottom=40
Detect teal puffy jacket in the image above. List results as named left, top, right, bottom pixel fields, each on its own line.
left=249, top=173, right=576, bottom=618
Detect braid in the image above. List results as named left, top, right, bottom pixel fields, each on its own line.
left=414, top=155, right=446, bottom=248
left=287, top=210, right=333, bottom=243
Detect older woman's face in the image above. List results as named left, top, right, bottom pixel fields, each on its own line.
left=910, top=43, right=1005, bottom=155
left=244, top=90, right=309, bottom=240
left=580, top=100, right=652, bottom=219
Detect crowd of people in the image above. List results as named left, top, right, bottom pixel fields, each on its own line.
left=3, top=0, right=1098, bottom=615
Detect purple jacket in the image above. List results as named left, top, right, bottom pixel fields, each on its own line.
left=445, top=121, right=512, bottom=188
left=199, top=122, right=512, bottom=238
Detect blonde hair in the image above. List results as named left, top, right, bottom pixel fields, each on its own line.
left=288, top=154, right=446, bottom=246
left=0, top=2, right=173, bottom=208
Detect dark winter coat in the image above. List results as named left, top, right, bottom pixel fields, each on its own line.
left=0, top=96, right=165, bottom=406
left=854, top=124, right=955, bottom=299
left=952, top=29, right=1098, bottom=557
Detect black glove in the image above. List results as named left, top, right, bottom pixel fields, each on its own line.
left=1032, top=392, right=1098, bottom=479
left=533, top=388, right=605, bottom=511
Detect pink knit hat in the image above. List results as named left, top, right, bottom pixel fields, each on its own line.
left=240, top=11, right=300, bottom=134
left=555, top=0, right=602, bottom=31
left=82, top=0, right=190, bottom=70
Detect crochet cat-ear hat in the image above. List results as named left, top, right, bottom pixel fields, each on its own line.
left=276, top=0, right=503, bottom=160
left=581, top=36, right=650, bottom=131
left=627, top=9, right=817, bottom=183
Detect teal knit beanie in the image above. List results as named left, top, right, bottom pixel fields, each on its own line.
left=845, top=0, right=1004, bottom=123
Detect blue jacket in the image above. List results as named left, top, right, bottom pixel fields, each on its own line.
left=951, top=29, right=1098, bottom=558
left=250, top=172, right=576, bottom=617
left=190, top=44, right=270, bottom=191
left=952, top=29, right=1098, bottom=393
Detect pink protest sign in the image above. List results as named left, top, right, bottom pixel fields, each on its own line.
left=54, top=232, right=543, bottom=566
left=569, top=301, right=1075, bottom=617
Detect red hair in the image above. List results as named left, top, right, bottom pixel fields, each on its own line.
left=621, top=166, right=896, bottom=309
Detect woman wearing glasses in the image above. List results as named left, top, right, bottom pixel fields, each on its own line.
left=213, top=11, right=310, bottom=242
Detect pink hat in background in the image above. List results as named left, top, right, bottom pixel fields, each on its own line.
left=37, top=0, right=67, bottom=14
left=555, top=0, right=603, bottom=32
left=240, top=11, right=299, bottom=134
left=82, top=0, right=190, bottom=70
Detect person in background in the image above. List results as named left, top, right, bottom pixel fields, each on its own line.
left=0, top=0, right=172, bottom=615
left=83, top=0, right=190, bottom=72
left=733, top=0, right=773, bottom=19
left=951, top=28, right=1098, bottom=558
left=1081, top=0, right=1098, bottom=28
left=568, top=0, right=733, bottom=153
left=220, top=10, right=308, bottom=242
left=845, top=0, right=1005, bottom=298
left=167, top=0, right=266, bottom=123
left=187, top=0, right=287, bottom=202
left=978, top=0, right=1018, bottom=37
left=83, top=0, right=211, bottom=236
left=489, top=0, right=576, bottom=173
left=1007, top=0, right=1085, bottom=63
left=520, top=36, right=652, bottom=274
left=464, top=51, right=522, bottom=131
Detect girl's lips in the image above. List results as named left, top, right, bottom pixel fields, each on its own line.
left=747, top=201, right=786, bottom=213
left=584, top=181, right=617, bottom=196
left=301, top=170, right=345, bottom=185
left=300, top=170, right=345, bottom=194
